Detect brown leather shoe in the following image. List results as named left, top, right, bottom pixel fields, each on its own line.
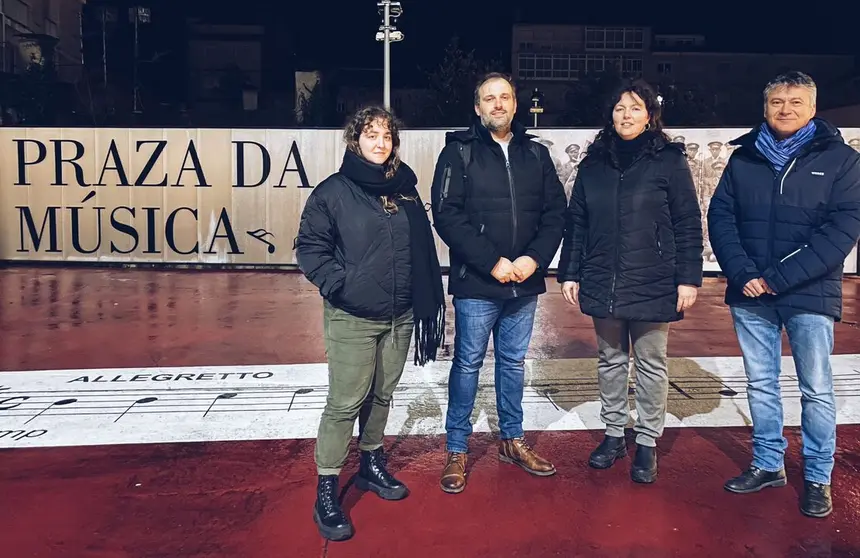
left=440, top=452, right=467, bottom=494
left=499, top=438, right=556, bottom=476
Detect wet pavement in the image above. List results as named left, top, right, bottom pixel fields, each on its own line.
left=2, top=268, right=858, bottom=372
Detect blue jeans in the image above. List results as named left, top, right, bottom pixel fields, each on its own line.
left=445, top=296, right=538, bottom=453
left=730, top=305, right=836, bottom=485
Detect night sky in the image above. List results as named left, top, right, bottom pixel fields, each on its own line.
left=88, top=0, right=856, bottom=96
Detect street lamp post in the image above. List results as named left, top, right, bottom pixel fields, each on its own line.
left=530, top=88, right=544, bottom=128
left=129, top=6, right=151, bottom=114
left=375, top=1, right=403, bottom=111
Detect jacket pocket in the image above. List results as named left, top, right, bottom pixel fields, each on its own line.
left=437, top=164, right=452, bottom=212
left=655, top=223, right=663, bottom=257
left=780, top=244, right=807, bottom=263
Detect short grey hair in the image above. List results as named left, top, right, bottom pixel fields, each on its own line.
left=474, top=72, right=516, bottom=106
left=763, top=71, right=817, bottom=107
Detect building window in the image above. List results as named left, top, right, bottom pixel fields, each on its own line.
left=585, top=27, right=643, bottom=50
left=657, top=62, right=672, bottom=75
left=517, top=53, right=641, bottom=80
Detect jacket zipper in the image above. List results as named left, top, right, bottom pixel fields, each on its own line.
left=655, top=223, right=663, bottom=256
left=609, top=172, right=623, bottom=314
left=767, top=158, right=797, bottom=262
left=386, top=209, right=396, bottom=342
left=779, top=158, right=797, bottom=195
left=506, top=158, right=518, bottom=297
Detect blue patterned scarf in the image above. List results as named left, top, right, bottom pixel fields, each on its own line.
left=755, top=120, right=817, bottom=171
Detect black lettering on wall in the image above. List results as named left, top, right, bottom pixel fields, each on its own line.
left=166, top=207, right=199, bottom=254
left=15, top=139, right=47, bottom=186
left=171, top=140, right=210, bottom=187
left=51, top=140, right=90, bottom=187
left=95, top=140, right=131, bottom=186
left=204, top=208, right=243, bottom=254
left=135, top=140, right=169, bottom=186
left=17, top=206, right=61, bottom=253
left=276, top=141, right=311, bottom=188
left=143, top=207, right=161, bottom=254
left=69, top=206, right=104, bottom=254
left=110, top=206, right=139, bottom=254
left=233, top=141, right=272, bottom=187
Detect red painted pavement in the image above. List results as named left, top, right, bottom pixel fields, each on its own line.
left=2, top=267, right=860, bottom=557
left=2, top=428, right=860, bottom=557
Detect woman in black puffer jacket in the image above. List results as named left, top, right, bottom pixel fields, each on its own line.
left=295, top=106, right=446, bottom=542
left=557, top=79, right=703, bottom=484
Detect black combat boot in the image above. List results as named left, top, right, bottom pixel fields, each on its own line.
left=588, top=435, right=627, bottom=469
left=356, top=448, right=409, bottom=500
left=313, top=475, right=353, bottom=541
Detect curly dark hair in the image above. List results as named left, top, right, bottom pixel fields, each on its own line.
left=343, top=105, right=401, bottom=179
left=585, top=78, right=671, bottom=164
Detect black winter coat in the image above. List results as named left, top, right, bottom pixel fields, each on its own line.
left=430, top=121, right=567, bottom=300
left=557, top=135, right=704, bottom=322
left=707, top=118, right=860, bottom=320
left=295, top=172, right=412, bottom=320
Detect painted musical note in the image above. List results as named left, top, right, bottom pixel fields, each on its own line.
left=24, top=398, right=78, bottom=425
left=247, top=229, right=276, bottom=254
left=203, top=393, right=238, bottom=418
left=287, top=388, right=314, bottom=411
left=537, top=387, right=560, bottom=411
left=717, top=379, right=738, bottom=397
left=114, top=396, right=158, bottom=422
left=669, top=381, right=693, bottom=400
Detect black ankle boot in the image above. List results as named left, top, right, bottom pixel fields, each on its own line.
left=631, top=444, right=658, bottom=484
left=801, top=481, right=833, bottom=518
left=356, top=448, right=409, bottom=500
left=589, top=435, right=627, bottom=469
left=313, top=475, right=353, bottom=541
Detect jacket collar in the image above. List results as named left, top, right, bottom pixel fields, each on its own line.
left=445, top=117, right=536, bottom=146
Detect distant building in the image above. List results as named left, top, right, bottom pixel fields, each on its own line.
left=1, top=0, right=85, bottom=124
left=511, top=24, right=857, bottom=126
left=186, top=20, right=264, bottom=120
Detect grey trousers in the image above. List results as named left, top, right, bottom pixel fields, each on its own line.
left=592, top=317, right=670, bottom=447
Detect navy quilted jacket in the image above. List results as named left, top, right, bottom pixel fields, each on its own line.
left=707, top=118, right=860, bottom=320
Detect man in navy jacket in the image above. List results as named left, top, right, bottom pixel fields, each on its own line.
left=708, top=71, right=860, bottom=518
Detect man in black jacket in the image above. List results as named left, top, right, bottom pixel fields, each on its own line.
left=431, top=73, right=567, bottom=494
left=708, top=71, right=860, bottom=518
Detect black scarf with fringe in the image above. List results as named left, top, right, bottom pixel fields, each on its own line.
left=340, top=150, right=446, bottom=365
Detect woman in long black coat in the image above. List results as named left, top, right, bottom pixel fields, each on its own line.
left=557, top=79, right=703, bottom=484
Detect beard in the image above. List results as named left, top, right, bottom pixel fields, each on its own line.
left=481, top=111, right=512, bottom=134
